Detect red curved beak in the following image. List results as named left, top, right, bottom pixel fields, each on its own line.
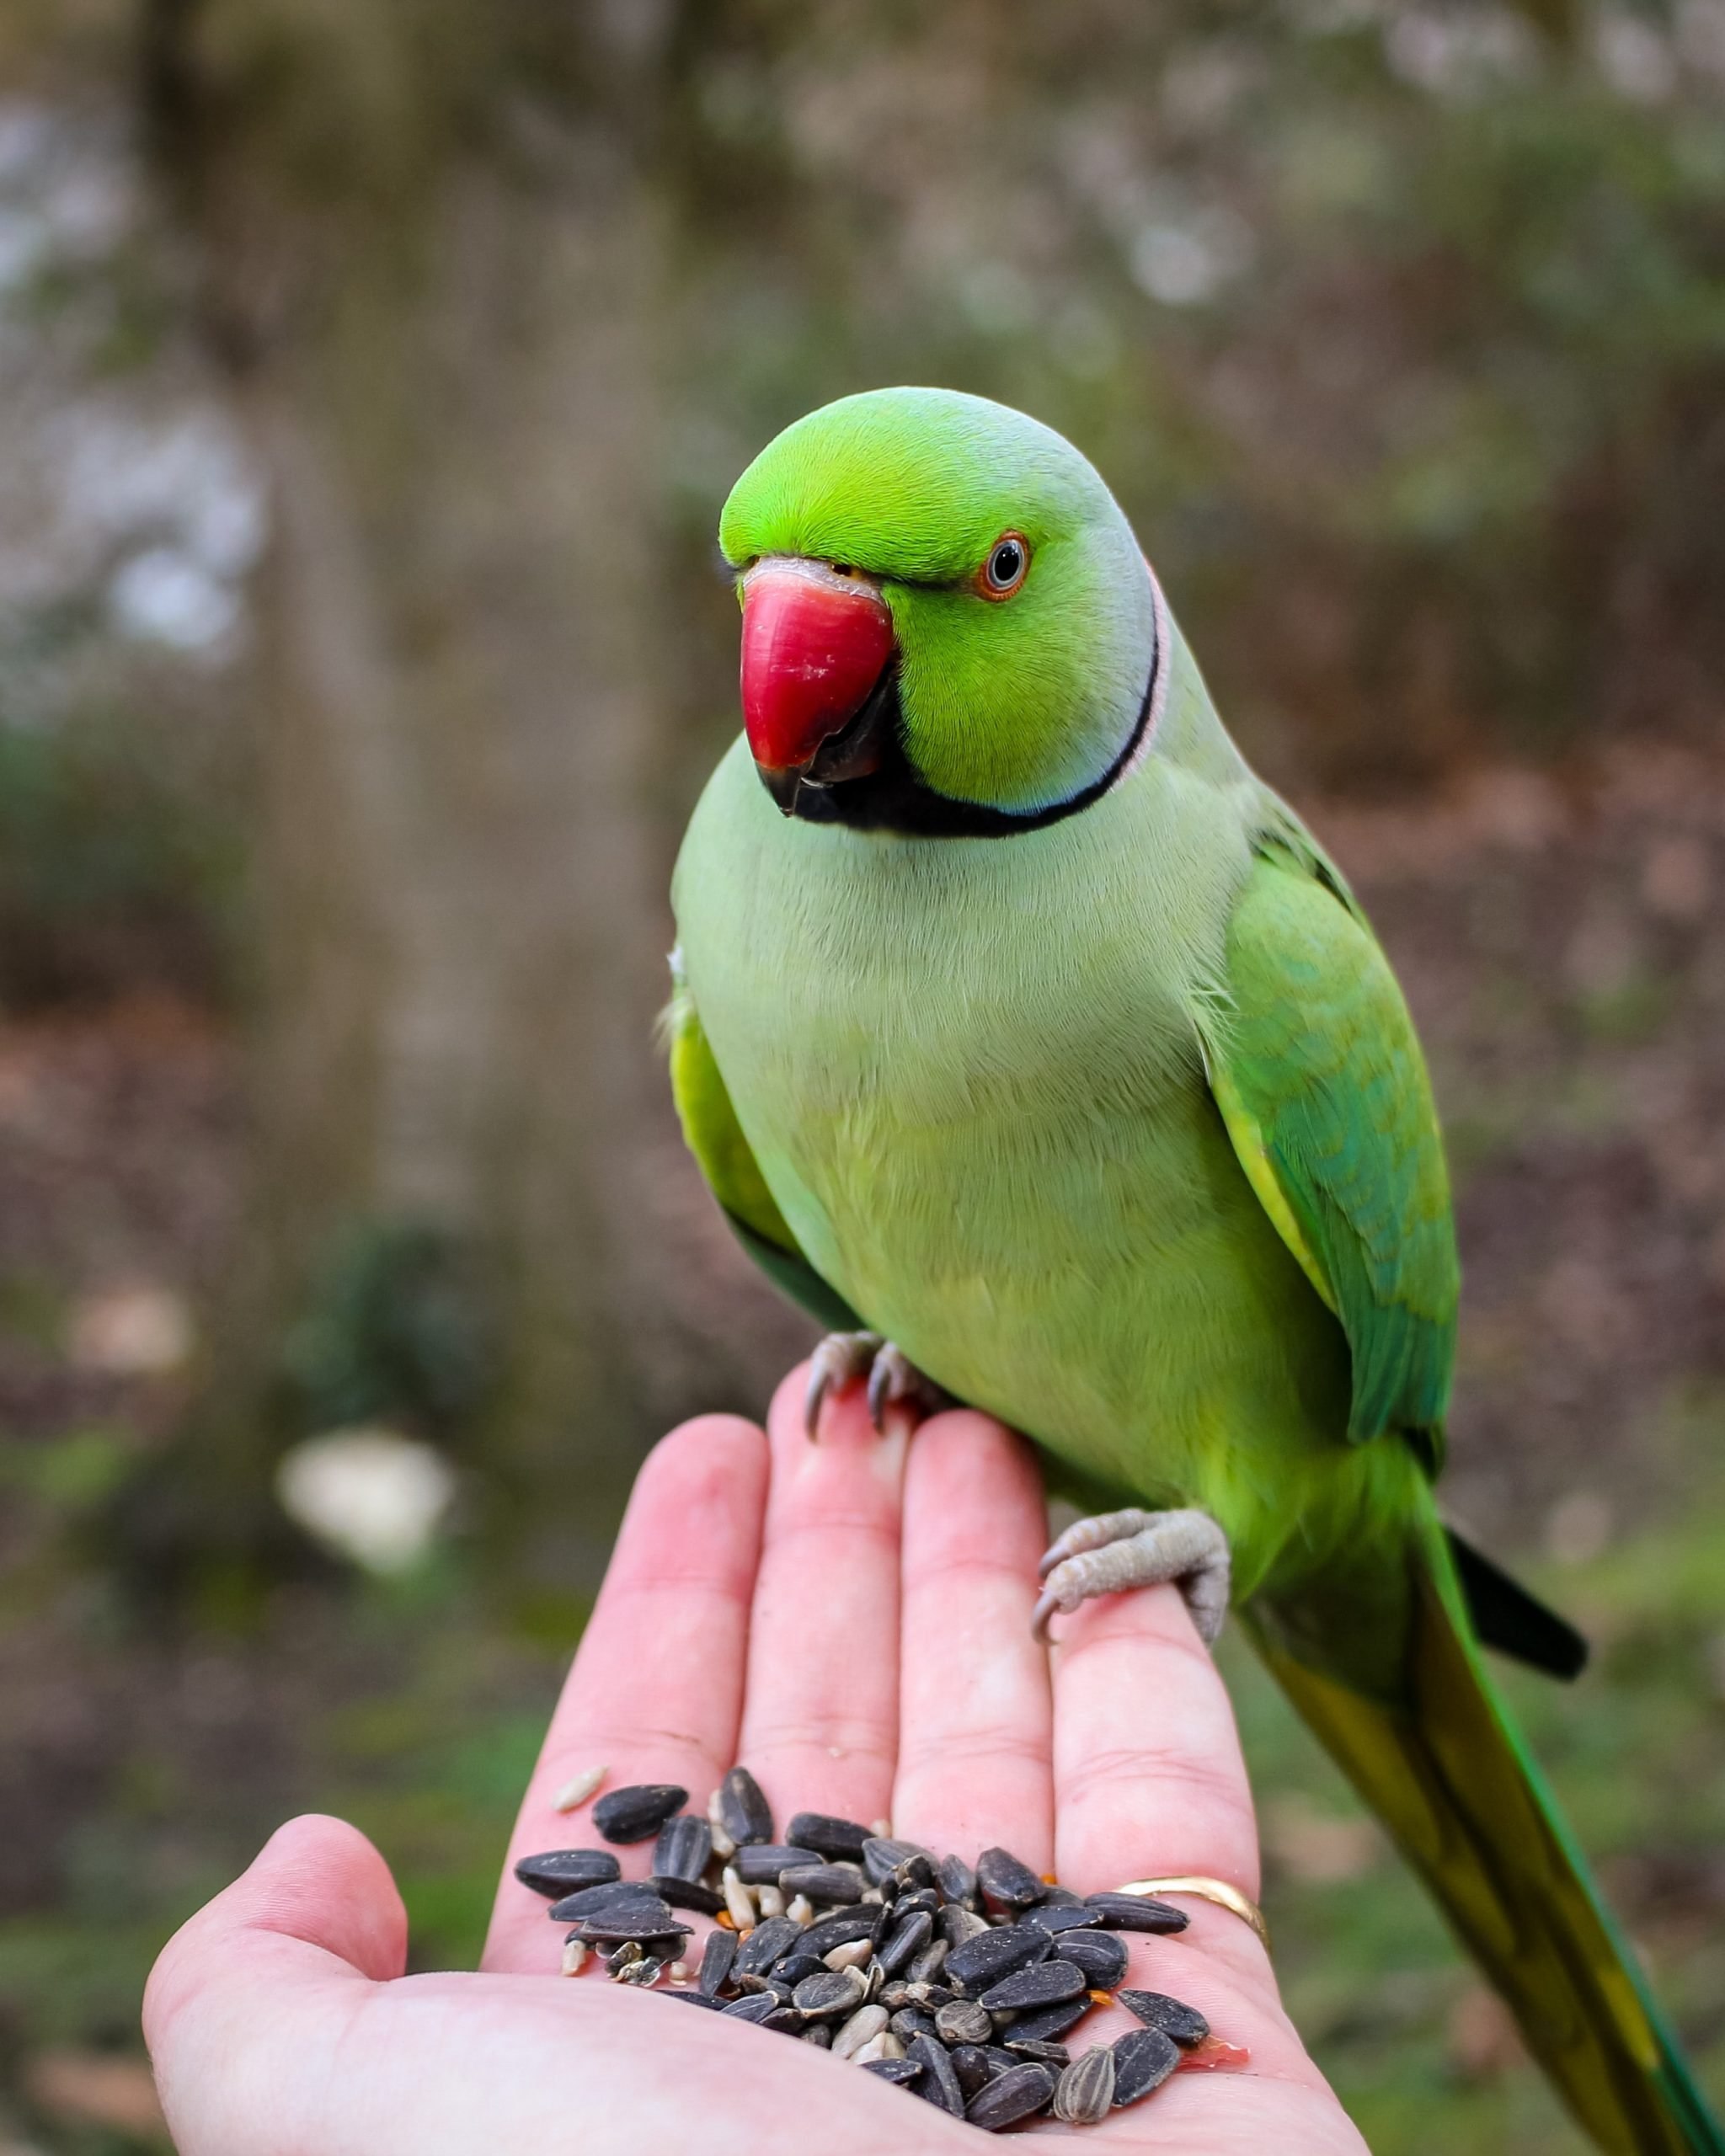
left=740, top=560, right=895, bottom=811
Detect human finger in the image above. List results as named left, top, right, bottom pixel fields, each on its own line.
left=483, top=1413, right=769, bottom=1971
left=145, top=1814, right=403, bottom=2155
left=890, top=1410, right=1054, bottom=1869
left=733, top=1363, right=910, bottom=1833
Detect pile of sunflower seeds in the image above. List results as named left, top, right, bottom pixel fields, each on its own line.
left=515, top=1768, right=1235, bottom=2132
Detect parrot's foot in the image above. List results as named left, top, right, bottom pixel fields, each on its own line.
left=1032, top=1508, right=1231, bottom=1649
left=804, top=1331, right=952, bottom=1438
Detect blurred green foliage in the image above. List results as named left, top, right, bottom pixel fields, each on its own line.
left=281, top=1219, right=496, bottom=1443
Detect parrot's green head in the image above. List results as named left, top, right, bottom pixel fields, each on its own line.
left=718, top=387, right=1162, bottom=834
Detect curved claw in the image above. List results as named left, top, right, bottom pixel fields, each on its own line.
left=806, top=1331, right=949, bottom=1439
left=1026, top=1508, right=1232, bottom=1651
left=804, top=1331, right=885, bottom=1440
left=804, top=1364, right=835, bottom=1440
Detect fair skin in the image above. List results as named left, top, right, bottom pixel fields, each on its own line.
left=145, top=1369, right=1369, bottom=2153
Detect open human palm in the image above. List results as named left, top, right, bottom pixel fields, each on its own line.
left=146, top=1370, right=1366, bottom=2153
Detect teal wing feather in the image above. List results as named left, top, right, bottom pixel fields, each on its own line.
left=665, top=956, right=863, bottom=1334
left=1207, top=820, right=1460, bottom=1454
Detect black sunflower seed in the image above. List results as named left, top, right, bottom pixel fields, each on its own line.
left=1002, top=2036, right=1071, bottom=2068
left=512, top=1849, right=621, bottom=1897
left=1117, top=1989, right=1210, bottom=2047
left=1023, top=1902, right=1100, bottom=1935
left=732, top=1972, right=793, bottom=2001
left=983, top=2046, right=1021, bottom=2078
left=779, top=1862, right=866, bottom=1906
left=889, top=2006, right=939, bottom=2045
left=945, top=1923, right=1051, bottom=1994
left=665, top=1988, right=725, bottom=2009
left=906, top=2033, right=965, bottom=2116
left=861, top=1836, right=932, bottom=1886
left=890, top=1886, right=940, bottom=1922
left=1086, top=1891, right=1188, bottom=1935
left=940, top=1904, right=991, bottom=1951
left=892, top=1852, right=937, bottom=1893
left=734, top=1844, right=821, bottom=1886
left=734, top=1914, right=804, bottom=1977
left=569, top=1904, right=690, bottom=1945
left=861, top=2057, right=923, bottom=2087
left=1053, top=2045, right=1117, bottom=2125
left=652, top=1815, right=712, bottom=1883
left=785, top=1812, right=872, bottom=1861
left=981, top=1957, right=1084, bottom=2013
left=907, top=1939, right=949, bottom=1985
left=937, top=1853, right=978, bottom=1908
left=547, top=1880, right=667, bottom=1924
left=1039, top=1884, right=1089, bottom=1908
left=799, top=1908, right=884, bottom=1958
left=975, top=1846, right=1047, bottom=1913
left=772, top=1951, right=827, bottom=1987
left=1112, top=2025, right=1181, bottom=2105
left=1060, top=1929, right=1130, bottom=1988
left=720, top=1990, right=788, bottom=2024
left=649, top=1873, right=724, bottom=1916
left=995, top=1995, right=1094, bottom=2046
left=590, top=1784, right=688, bottom=1844
left=717, top=1766, right=775, bottom=1847
left=793, top=1966, right=868, bottom=2020
left=697, top=1927, right=736, bottom=1997
left=948, top=2043, right=992, bottom=2098
left=876, top=1907, right=934, bottom=1978
left=802, top=2021, right=832, bottom=2048
left=965, top=2062, right=1056, bottom=2131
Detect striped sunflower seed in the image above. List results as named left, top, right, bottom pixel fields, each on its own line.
left=1053, top=2045, right=1116, bottom=2125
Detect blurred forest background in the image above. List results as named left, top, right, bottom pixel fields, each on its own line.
left=2, top=0, right=1723, bottom=2148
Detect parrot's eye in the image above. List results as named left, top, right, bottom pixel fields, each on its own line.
left=979, top=532, right=1030, bottom=600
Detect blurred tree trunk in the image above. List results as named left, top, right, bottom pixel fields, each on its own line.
left=144, top=0, right=785, bottom=1585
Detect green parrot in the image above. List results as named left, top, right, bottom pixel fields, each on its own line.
left=665, top=386, right=1721, bottom=2155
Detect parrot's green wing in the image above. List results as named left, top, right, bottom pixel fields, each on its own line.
left=665, top=957, right=863, bottom=1334
left=1207, top=821, right=1459, bottom=1458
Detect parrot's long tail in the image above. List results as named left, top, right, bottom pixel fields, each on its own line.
left=1247, top=1518, right=1722, bottom=2156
